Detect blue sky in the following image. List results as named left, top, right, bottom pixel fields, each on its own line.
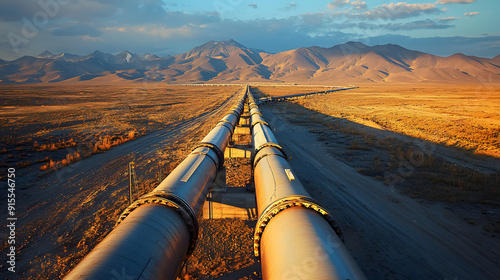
left=0, top=0, right=499, bottom=60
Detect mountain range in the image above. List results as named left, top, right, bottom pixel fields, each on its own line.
left=1, top=39, right=499, bottom=84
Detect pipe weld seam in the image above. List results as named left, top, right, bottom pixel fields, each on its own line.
left=216, top=120, right=235, bottom=134
left=252, top=143, right=287, bottom=167
left=253, top=195, right=344, bottom=258
left=250, top=111, right=263, bottom=117
left=250, top=120, right=269, bottom=130
left=194, top=143, right=224, bottom=170
left=252, top=151, right=287, bottom=170
left=190, top=150, right=218, bottom=169
left=226, top=109, right=242, bottom=119
left=115, top=192, right=199, bottom=257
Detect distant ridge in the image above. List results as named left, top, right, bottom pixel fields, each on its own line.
left=1, top=40, right=499, bottom=84
left=37, top=50, right=56, bottom=59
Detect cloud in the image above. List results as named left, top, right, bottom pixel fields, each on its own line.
left=328, top=2, right=440, bottom=20
left=327, top=0, right=366, bottom=11
left=439, top=16, right=457, bottom=21
left=51, top=25, right=102, bottom=37
left=438, top=0, right=476, bottom=4
left=0, top=1, right=497, bottom=61
left=381, top=20, right=453, bottom=30
left=327, top=0, right=350, bottom=10
left=359, top=2, right=440, bottom=20
left=0, top=0, right=169, bottom=24
left=326, top=19, right=453, bottom=32
left=464, top=12, right=479, bottom=16
left=364, top=34, right=500, bottom=58
left=349, top=1, right=367, bottom=10
left=248, top=3, right=258, bottom=9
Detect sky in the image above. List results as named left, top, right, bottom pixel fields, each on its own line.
left=0, top=0, right=499, bottom=60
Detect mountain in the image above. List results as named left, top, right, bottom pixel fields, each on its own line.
left=37, top=50, right=56, bottom=59
left=0, top=40, right=499, bottom=84
left=54, top=52, right=81, bottom=61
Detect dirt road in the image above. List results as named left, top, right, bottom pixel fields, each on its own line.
left=0, top=92, right=239, bottom=279
left=260, top=105, right=500, bottom=280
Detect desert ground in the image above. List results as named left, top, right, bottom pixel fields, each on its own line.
left=253, top=84, right=500, bottom=279
left=1, top=83, right=499, bottom=279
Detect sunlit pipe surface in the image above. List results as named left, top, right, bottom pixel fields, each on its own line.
left=249, top=87, right=366, bottom=280
left=64, top=88, right=247, bottom=280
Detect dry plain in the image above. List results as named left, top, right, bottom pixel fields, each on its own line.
left=253, top=84, right=500, bottom=279
left=0, top=83, right=499, bottom=279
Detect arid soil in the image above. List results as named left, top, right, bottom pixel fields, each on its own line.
left=0, top=84, right=248, bottom=279
left=253, top=85, right=500, bottom=279
left=180, top=219, right=260, bottom=280
left=0, top=84, right=237, bottom=178
left=1, top=83, right=499, bottom=280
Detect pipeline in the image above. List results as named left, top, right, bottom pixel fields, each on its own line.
left=258, top=86, right=358, bottom=104
left=248, top=87, right=366, bottom=280
left=64, top=88, right=247, bottom=280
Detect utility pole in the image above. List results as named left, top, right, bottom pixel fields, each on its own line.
left=128, top=162, right=136, bottom=205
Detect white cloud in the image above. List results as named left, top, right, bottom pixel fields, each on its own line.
left=376, top=19, right=453, bottom=31
left=0, top=1, right=496, bottom=60
left=438, top=0, right=476, bottom=4
left=350, top=1, right=367, bottom=10
left=327, top=0, right=366, bottom=11
left=327, top=0, right=350, bottom=11
left=439, top=17, right=457, bottom=21
left=464, top=11, right=479, bottom=16
left=328, top=2, right=440, bottom=20
left=361, top=2, right=440, bottom=20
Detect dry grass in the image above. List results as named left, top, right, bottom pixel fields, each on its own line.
left=181, top=219, right=259, bottom=280
left=292, top=84, right=500, bottom=158
left=0, top=84, right=242, bottom=279
left=254, top=84, right=500, bottom=204
left=0, top=84, right=237, bottom=177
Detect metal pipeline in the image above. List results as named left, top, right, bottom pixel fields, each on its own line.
left=64, top=88, right=247, bottom=280
left=249, top=87, right=366, bottom=280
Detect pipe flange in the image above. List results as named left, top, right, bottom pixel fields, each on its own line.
left=250, top=110, right=263, bottom=117
left=251, top=143, right=288, bottom=168
left=253, top=195, right=344, bottom=258
left=194, top=143, right=224, bottom=170
left=227, top=109, right=241, bottom=118
left=116, top=192, right=199, bottom=257
left=216, top=120, right=235, bottom=135
left=190, top=149, right=218, bottom=169
left=250, top=120, right=269, bottom=130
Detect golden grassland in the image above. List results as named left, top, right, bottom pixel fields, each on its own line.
left=0, top=84, right=247, bottom=279
left=254, top=84, right=500, bottom=203
left=181, top=219, right=259, bottom=280
left=257, top=84, right=500, bottom=158
left=0, top=84, right=237, bottom=175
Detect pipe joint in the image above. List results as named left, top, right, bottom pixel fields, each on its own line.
left=194, top=142, right=225, bottom=170
left=252, top=144, right=288, bottom=169
left=216, top=120, right=235, bottom=134
left=253, top=195, right=343, bottom=258
left=116, top=191, right=199, bottom=257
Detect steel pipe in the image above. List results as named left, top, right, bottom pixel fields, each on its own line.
left=260, top=208, right=366, bottom=280
left=65, top=88, right=248, bottom=280
left=248, top=87, right=366, bottom=280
